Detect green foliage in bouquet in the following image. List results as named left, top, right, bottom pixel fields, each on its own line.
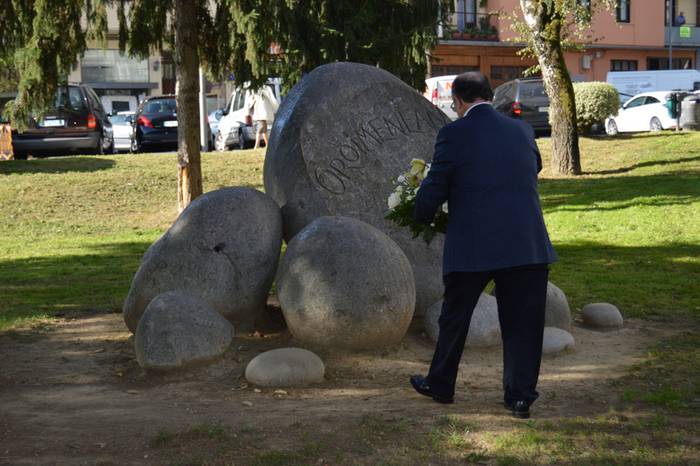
left=385, top=159, right=448, bottom=245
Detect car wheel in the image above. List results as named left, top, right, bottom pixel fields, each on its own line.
left=650, top=117, right=663, bottom=132
left=215, top=132, right=228, bottom=152
left=606, top=119, right=618, bottom=136
left=130, top=136, right=141, bottom=153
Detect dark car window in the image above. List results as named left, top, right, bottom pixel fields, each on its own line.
left=86, top=88, right=104, bottom=113
left=144, top=98, right=176, bottom=114
left=518, top=81, right=547, bottom=100
left=644, top=96, right=660, bottom=105
left=625, top=97, right=646, bottom=108
left=493, top=83, right=515, bottom=104
left=55, top=87, right=87, bottom=112
left=109, top=114, right=131, bottom=124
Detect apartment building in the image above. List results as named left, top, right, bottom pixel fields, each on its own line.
left=431, top=0, right=700, bottom=87
left=66, top=5, right=229, bottom=113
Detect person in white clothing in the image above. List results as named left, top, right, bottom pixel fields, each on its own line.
left=247, top=86, right=279, bottom=149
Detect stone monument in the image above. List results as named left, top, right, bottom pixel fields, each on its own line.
left=263, top=62, right=451, bottom=315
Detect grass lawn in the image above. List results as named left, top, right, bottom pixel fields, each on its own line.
left=1, top=133, right=698, bottom=328
left=1, top=133, right=699, bottom=464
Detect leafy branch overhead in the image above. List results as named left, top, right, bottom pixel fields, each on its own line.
left=2, top=0, right=453, bottom=127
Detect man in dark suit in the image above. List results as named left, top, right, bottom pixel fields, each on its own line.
left=410, top=72, right=557, bottom=419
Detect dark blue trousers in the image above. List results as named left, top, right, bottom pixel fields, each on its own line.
left=426, top=264, right=549, bottom=406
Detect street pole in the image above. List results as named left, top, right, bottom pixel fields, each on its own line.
left=199, top=66, right=208, bottom=152
left=667, top=1, right=673, bottom=68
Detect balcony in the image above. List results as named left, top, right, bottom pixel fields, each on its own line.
left=666, top=24, right=700, bottom=46
left=442, top=12, right=500, bottom=42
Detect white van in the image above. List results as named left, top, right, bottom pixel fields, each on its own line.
left=100, top=95, right=138, bottom=114
left=215, top=78, right=282, bottom=151
left=606, top=70, right=700, bottom=96
left=424, top=75, right=458, bottom=120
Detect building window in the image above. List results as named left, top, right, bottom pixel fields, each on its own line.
left=647, top=57, right=693, bottom=70
left=616, top=0, right=631, bottom=23
left=610, top=60, right=638, bottom=71
left=455, top=0, right=478, bottom=31
left=81, top=49, right=149, bottom=83
left=431, top=65, right=479, bottom=77
left=578, top=0, right=591, bottom=12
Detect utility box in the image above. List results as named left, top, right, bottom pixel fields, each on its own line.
left=680, top=95, right=700, bottom=131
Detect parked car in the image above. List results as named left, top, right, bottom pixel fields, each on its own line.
left=605, top=91, right=680, bottom=135
left=100, top=95, right=138, bottom=114
left=108, top=111, right=135, bottom=152
left=424, top=75, right=458, bottom=120
left=215, top=78, right=282, bottom=151
left=208, top=109, right=223, bottom=148
left=130, top=95, right=179, bottom=152
left=492, top=78, right=550, bottom=136
left=11, top=84, right=113, bottom=158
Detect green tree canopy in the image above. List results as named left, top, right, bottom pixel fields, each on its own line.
left=2, top=0, right=451, bottom=207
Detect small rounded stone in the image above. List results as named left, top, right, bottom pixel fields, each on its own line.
left=424, top=293, right=501, bottom=347
left=245, top=348, right=325, bottom=387
left=542, top=327, right=575, bottom=355
left=581, top=303, right=623, bottom=329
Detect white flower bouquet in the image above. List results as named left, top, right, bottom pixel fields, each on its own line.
left=385, top=158, right=448, bottom=244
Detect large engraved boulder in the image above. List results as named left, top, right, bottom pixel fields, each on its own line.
left=264, top=62, right=450, bottom=315
left=276, top=216, right=416, bottom=350
left=123, top=187, right=283, bottom=333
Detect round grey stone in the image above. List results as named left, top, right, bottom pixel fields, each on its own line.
left=581, top=303, right=623, bottom=328
left=424, top=293, right=501, bottom=347
left=277, top=216, right=416, bottom=350
left=542, top=327, right=575, bottom=354
left=263, top=62, right=451, bottom=316
left=123, top=187, right=283, bottom=333
left=135, top=291, right=235, bottom=371
left=545, top=282, right=572, bottom=331
left=245, top=348, right=325, bottom=387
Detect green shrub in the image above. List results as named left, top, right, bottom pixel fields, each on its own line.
left=573, top=82, right=619, bottom=133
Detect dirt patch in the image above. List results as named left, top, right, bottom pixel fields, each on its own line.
left=0, top=308, right=681, bottom=465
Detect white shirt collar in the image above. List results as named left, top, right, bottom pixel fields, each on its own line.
left=462, top=101, right=492, bottom=119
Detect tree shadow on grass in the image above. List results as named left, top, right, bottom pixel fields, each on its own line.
left=0, top=240, right=152, bottom=328
left=584, top=155, right=700, bottom=176
left=540, top=171, right=700, bottom=213
left=0, top=156, right=116, bottom=175
left=550, top=241, right=700, bottom=318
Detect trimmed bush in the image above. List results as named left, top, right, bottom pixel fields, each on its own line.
left=573, top=82, right=620, bottom=133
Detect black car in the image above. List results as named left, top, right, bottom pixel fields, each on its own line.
left=130, top=95, right=179, bottom=152
left=492, top=78, right=551, bottom=136
left=11, top=85, right=113, bottom=158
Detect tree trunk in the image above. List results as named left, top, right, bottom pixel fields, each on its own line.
left=175, top=0, right=203, bottom=211
left=520, top=1, right=581, bottom=176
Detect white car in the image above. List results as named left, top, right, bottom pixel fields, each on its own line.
left=605, top=91, right=676, bottom=135
left=108, top=111, right=135, bottom=152
left=215, top=78, right=282, bottom=151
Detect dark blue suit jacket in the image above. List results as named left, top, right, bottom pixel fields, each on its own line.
left=415, top=104, right=557, bottom=274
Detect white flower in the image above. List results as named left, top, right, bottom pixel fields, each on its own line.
left=442, top=202, right=448, bottom=213
left=397, top=175, right=406, bottom=183
left=388, top=192, right=401, bottom=209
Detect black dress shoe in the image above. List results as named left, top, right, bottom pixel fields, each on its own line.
left=409, top=375, right=454, bottom=404
left=505, top=400, right=530, bottom=419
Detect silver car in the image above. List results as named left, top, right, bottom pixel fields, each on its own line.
left=108, top=111, right=135, bottom=152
